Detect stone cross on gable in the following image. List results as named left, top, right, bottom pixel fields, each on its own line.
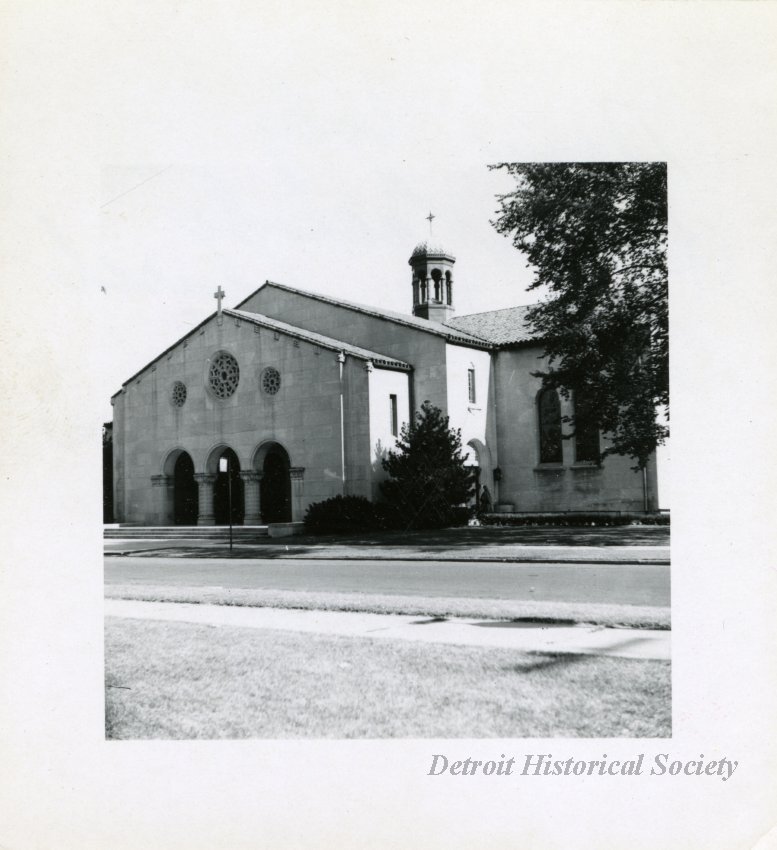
left=214, top=285, right=226, bottom=315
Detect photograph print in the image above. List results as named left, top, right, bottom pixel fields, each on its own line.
left=103, top=161, right=670, bottom=739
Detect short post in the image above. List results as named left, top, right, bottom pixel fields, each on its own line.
left=219, top=456, right=233, bottom=554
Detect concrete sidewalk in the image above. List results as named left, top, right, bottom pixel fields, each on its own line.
left=105, top=598, right=671, bottom=660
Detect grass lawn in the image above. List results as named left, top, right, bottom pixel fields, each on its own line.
left=105, top=616, right=671, bottom=739
left=105, top=584, right=670, bottom=630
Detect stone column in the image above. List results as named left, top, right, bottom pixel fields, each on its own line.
left=240, top=470, right=263, bottom=525
left=150, top=474, right=174, bottom=525
left=194, top=473, right=216, bottom=526
left=289, top=467, right=305, bottom=522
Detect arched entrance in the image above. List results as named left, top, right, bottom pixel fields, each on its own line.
left=212, top=447, right=244, bottom=526
left=173, top=451, right=198, bottom=525
left=257, top=443, right=292, bottom=523
left=465, top=440, right=494, bottom=512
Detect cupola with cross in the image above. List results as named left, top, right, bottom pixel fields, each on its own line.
left=409, top=212, right=456, bottom=323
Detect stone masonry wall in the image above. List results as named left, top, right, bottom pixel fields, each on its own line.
left=112, top=313, right=372, bottom=524
left=239, top=286, right=451, bottom=415
left=493, top=347, right=659, bottom=512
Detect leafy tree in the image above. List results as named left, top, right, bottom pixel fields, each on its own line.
left=490, top=162, right=668, bottom=469
left=381, top=401, right=473, bottom=529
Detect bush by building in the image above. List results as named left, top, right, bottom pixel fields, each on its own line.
left=304, top=495, right=386, bottom=534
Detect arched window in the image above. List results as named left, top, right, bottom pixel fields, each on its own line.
left=574, top=393, right=600, bottom=463
left=538, top=388, right=563, bottom=464
left=431, top=268, right=442, bottom=301
left=445, top=271, right=453, bottom=305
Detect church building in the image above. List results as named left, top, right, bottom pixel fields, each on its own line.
left=111, top=237, right=658, bottom=526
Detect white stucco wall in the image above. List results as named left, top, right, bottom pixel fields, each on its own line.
left=367, top=367, right=411, bottom=500
left=444, top=344, right=498, bottom=494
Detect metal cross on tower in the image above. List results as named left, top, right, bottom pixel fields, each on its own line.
left=426, top=211, right=435, bottom=236
left=214, top=285, right=226, bottom=315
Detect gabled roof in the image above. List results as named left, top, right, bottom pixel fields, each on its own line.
left=112, top=306, right=411, bottom=397
left=445, top=304, right=539, bottom=345
left=235, top=280, right=492, bottom=349
left=225, top=309, right=411, bottom=370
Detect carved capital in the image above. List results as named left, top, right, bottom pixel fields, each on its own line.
left=194, top=473, right=217, bottom=487
left=150, top=474, right=172, bottom=487
left=289, top=467, right=305, bottom=481
left=239, top=470, right=263, bottom=483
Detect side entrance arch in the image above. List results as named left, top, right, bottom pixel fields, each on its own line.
left=254, top=442, right=292, bottom=523
left=465, top=439, right=494, bottom=512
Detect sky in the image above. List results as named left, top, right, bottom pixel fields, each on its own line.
left=92, top=1, right=701, bottom=416
left=86, top=2, right=707, bottom=502
left=62, top=0, right=774, bottom=513
left=98, top=160, right=538, bottom=412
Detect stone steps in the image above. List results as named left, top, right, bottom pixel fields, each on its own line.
left=103, top=525, right=270, bottom=541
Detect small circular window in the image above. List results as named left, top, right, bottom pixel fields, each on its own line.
left=208, top=352, right=240, bottom=399
left=171, top=381, right=187, bottom=407
left=261, top=367, right=281, bottom=395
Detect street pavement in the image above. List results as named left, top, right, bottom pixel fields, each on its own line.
left=105, top=598, right=670, bottom=660
left=105, top=556, right=670, bottom=606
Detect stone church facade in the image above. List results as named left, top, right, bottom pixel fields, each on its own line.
left=111, top=240, right=658, bottom=526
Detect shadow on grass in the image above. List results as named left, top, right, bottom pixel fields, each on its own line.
left=409, top=617, right=449, bottom=625
left=508, top=652, right=607, bottom=673
left=301, top=526, right=671, bottom=548
left=472, top=618, right=576, bottom=629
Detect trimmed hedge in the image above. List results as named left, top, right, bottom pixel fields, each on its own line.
left=304, top=495, right=473, bottom=534
left=304, top=496, right=387, bottom=534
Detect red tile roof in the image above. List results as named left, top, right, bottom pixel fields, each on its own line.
left=445, top=305, right=539, bottom=345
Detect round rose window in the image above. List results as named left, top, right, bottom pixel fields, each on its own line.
left=171, top=381, right=187, bottom=407
left=261, top=366, right=281, bottom=395
left=208, top=352, right=240, bottom=398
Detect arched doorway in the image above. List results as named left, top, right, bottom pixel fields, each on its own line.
left=465, top=440, right=493, bottom=513
left=260, top=445, right=291, bottom=523
left=172, top=451, right=198, bottom=525
left=213, top=447, right=244, bottom=526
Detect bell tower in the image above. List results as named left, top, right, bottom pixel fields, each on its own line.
left=409, top=213, right=456, bottom=323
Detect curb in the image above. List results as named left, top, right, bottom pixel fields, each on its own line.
left=105, top=550, right=670, bottom=566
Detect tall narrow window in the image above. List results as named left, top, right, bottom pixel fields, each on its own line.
left=574, top=393, right=600, bottom=463
left=468, top=368, right=476, bottom=404
left=389, top=394, right=398, bottom=437
left=538, top=388, right=563, bottom=464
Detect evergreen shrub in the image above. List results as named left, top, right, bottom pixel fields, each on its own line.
left=304, top=495, right=383, bottom=534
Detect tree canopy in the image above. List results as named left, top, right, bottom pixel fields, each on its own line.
left=381, top=401, right=473, bottom=529
left=490, top=162, right=668, bottom=469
